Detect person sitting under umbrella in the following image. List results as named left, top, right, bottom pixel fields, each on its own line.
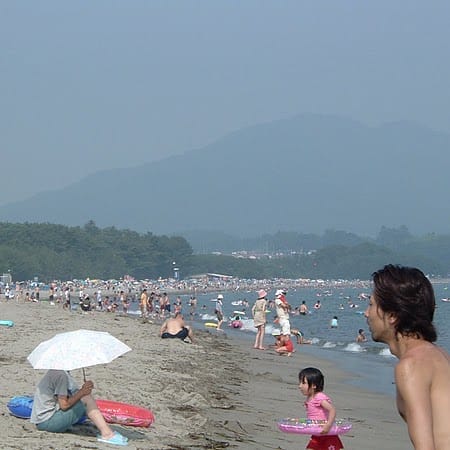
left=30, top=369, right=128, bottom=446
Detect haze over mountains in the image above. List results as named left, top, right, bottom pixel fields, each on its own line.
left=1, top=114, right=449, bottom=237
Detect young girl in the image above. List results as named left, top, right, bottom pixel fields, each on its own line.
left=298, top=367, right=344, bottom=450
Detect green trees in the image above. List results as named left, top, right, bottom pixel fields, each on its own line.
left=0, top=222, right=447, bottom=281
left=0, top=221, right=193, bottom=281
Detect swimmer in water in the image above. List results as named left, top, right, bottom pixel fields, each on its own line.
left=299, top=301, right=308, bottom=315
left=330, top=316, right=338, bottom=328
left=356, top=329, right=367, bottom=343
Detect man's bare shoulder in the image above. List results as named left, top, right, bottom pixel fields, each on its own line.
left=397, top=341, right=450, bottom=377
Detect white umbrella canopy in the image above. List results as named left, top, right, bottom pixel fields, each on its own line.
left=27, top=329, right=131, bottom=372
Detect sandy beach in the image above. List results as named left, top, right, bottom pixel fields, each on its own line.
left=0, top=299, right=412, bottom=449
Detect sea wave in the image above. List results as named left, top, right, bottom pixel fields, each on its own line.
left=322, top=341, right=337, bottom=348
left=378, top=347, right=395, bottom=357
left=344, top=342, right=366, bottom=353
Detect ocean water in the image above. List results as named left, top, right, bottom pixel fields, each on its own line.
left=188, top=282, right=450, bottom=397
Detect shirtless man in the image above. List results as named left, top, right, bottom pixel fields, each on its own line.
left=299, top=300, right=308, bottom=315
left=356, top=328, right=367, bottom=343
left=159, top=313, right=194, bottom=343
left=140, top=289, right=149, bottom=318
left=365, top=265, right=450, bottom=450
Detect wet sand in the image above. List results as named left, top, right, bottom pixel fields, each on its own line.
left=0, top=300, right=411, bottom=449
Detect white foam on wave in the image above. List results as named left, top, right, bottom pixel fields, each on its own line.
left=200, top=313, right=216, bottom=321
left=379, top=347, right=395, bottom=357
left=322, top=341, right=336, bottom=348
left=344, top=343, right=366, bottom=353
left=264, top=324, right=278, bottom=335
left=239, top=318, right=256, bottom=332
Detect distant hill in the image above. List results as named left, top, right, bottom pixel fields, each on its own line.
left=1, top=114, right=449, bottom=236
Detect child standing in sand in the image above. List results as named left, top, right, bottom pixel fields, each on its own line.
left=298, top=367, right=344, bottom=450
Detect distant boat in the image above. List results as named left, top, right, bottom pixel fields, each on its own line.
left=441, top=298, right=450, bottom=303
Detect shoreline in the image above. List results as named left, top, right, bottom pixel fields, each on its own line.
left=1, top=300, right=412, bottom=449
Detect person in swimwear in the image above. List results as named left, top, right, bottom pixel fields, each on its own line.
left=330, top=316, right=338, bottom=328
left=299, top=301, right=309, bottom=315
left=159, top=313, right=194, bottom=343
left=275, top=334, right=295, bottom=356
left=298, top=367, right=344, bottom=450
left=139, top=289, right=149, bottom=319
left=291, top=328, right=312, bottom=344
left=356, top=328, right=367, bottom=343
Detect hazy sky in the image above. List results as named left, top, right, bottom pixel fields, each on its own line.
left=2, top=1, right=450, bottom=206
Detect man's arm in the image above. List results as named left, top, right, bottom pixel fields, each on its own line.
left=159, top=320, right=168, bottom=336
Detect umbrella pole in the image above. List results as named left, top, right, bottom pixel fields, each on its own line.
left=82, top=367, right=86, bottom=382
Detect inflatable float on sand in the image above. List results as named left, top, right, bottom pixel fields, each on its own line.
left=7, top=395, right=155, bottom=428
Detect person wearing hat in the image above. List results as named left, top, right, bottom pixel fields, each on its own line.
left=252, top=289, right=268, bottom=350
left=215, top=294, right=224, bottom=331
left=275, top=289, right=291, bottom=336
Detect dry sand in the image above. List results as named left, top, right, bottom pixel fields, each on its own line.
left=0, top=299, right=412, bottom=449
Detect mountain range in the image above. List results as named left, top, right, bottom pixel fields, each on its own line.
left=1, top=114, right=449, bottom=237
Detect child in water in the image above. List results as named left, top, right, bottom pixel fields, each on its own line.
left=298, top=367, right=344, bottom=450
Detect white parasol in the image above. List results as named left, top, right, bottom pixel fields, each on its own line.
left=27, top=329, right=131, bottom=379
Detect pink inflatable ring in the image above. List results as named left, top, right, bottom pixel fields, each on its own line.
left=278, top=418, right=352, bottom=436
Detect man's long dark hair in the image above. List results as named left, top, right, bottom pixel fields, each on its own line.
left=372, top=264, right=437, bottom=342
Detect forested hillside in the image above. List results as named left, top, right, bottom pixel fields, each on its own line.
left=0, top=222, right=448, bottom=281
left=0, top=221, right=192, bottom=281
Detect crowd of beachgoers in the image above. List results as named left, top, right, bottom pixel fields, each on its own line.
left=0, top=275, right=372, bottom=303
left=3, top=270, right=448, bottom=449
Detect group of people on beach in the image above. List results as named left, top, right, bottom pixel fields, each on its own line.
left=251, top=285, right=372, bottom=352
left=251, top=287, right=313, bottom=355
left=26, top=264, right=449, bottom=449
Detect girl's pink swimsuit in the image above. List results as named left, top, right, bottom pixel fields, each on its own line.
left=304, top=392, right=330, bottom=420
left=304, top=392, right=344, bottom=450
